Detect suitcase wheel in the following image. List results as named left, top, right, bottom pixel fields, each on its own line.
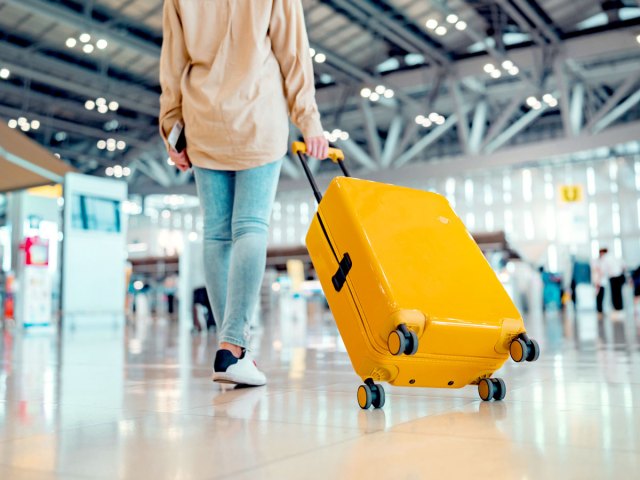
left=526, top=338, right=540, bottom=362
left=510, top=335, right=541, bottom=363
left=358, top=380, right=386, bottom=409
left=478, top=378, right=506, bottom=401
left=388, top=325, right=419, bottom=356
left=510, top=338, right=528, bottom=363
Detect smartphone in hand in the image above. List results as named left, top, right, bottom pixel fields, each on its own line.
left=168, top=121, right=187, bottom=153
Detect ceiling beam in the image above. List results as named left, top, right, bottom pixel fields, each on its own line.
left=5, top=0, right=160, bottom=58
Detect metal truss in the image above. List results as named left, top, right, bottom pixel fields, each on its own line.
left=0, top=0, right=639, bottom=192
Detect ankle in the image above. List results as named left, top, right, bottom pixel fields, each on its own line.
left=220, top=342, right=243, bottom=358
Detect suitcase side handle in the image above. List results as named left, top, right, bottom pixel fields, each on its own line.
left=291, top=141, right=351, bottom=203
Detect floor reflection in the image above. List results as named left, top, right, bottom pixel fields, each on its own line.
left=0, top=293, right=639, bottom=479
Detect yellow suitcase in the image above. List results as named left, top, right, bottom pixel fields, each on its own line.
left=292, top=142, right=540, bottom=409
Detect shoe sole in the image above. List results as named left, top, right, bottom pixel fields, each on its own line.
left=212, top=373, right=266, bottom=387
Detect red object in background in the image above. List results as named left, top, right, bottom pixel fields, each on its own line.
left=20, top=237, right=49, bottom=266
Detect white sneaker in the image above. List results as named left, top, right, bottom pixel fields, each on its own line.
left=212, top=349, right=267, bottom=386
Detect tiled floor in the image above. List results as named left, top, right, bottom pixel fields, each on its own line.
left=1, top=295, right=639, bottom=479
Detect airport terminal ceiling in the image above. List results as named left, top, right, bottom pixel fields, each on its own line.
left=0, top=0, right=640, bottom=194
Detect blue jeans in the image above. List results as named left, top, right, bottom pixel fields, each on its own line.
left=194, top=159, right=282, bottom=349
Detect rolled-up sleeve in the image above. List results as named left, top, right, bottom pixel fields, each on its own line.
left=159, top=0, right=189, bottom=148
left=269, top=0, right=324, bottom=139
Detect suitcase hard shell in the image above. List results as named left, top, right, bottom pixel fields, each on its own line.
left=292, top=143, right=540, bottom=408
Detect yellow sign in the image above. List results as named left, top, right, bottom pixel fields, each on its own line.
left=27, top=184, right=63, bottom=198
left=559, top=185, right=583, bottom=203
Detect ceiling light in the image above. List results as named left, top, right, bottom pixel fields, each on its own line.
left=167, top=158, right=175, bottom=166
left=107, top=138, right=116, bottom=146
left=309, top=47, right=316, bottom=57
left=66, top=37, right=77, bottom=48
left=484, top=63, right=496, bottom=73
left=55, top=131, right=67, bottom=141
left=117, top=141, right=126, bottom=150
left=21, top=123, right=30, bottom=132
left=446, top=14, right=459, bottom=24
left=8, top=119, right=17, bottom=128
left=384, top=89, right=394, bottom=99
left=526, top=96, right=538, bottom=107
left=548, top=99, right=558, bottom=108
left=106, top=167, right=114, bottom=176
left=429, top=112, right=439, bottom=122
left=360, top=87, right=372, bottom=98
left=98, top=104, right=109, bottom=114
left=323, top=131, right=331, bottom=139
left=375, top=85, right=386, bottom=94
left=435, top=26, right=448, bottom=36
left=508, top=66, right=520, bottom=76
left=83, top=44, right=95, bottom=54
left=369, top=92, right=380, bottom=102
left=435, top=116, right=445, bottom=125
left=96, top=97, right=106, bottom=106
left=30, top=120, right=40, bottom=130
left=96, top=39, right=108, bottom=50
left=455, top=21, right=467, bottom=31
left=339, top=131, right=349, bottom=140
left=422, top=119, right=432, bottom=128
left=79, top=33, right=91, bottom=43
left=85, top=100, right=95, bottom=110
left=490, top=69, right=502, bottom=79
left=502, top=60, right=514, bottom=70
left=123, top=167, right=131, bottom=177
left=426, top=19, right=438, bottom=30
left=636, top=34, right=640, bottom=44
left=543, top=93, right=555, bottom=104
left=97, top=140, right=106, bottom=149
left=532, top=102, right=542, bottom=110
left=0, top=68, right=10, bottom=79
left=114, top=165, right=123, bottom=174
left=415, top=115, right=425, bottom=124
left=107, top=144, right=116, bottom=152
left=314, top=53, right=326, bottom=63
left=18, top=117, right=27, bottom=126
left=108, top=101, right=119, bottom=111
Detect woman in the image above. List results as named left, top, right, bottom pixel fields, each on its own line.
left=159, top=0, right=328, bottom=386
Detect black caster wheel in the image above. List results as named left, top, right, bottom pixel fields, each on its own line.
left=491, top=378, right=506, bottom=401
left=358, top=380, right=386, bottom=409
left=387, top=329, right=406, bottom=356
left=357, top=384, right=373, bottom=410
left=388, top=324, right=419, bottom=356
left=406, top=330, right=419, bottom=356
left=371, top=383, right=386, bottom=409
left=510, top=338, right=528, bottom=363
left=478, top=378, right=495, bottom=401
left=526, top=338, right=540, bottom=362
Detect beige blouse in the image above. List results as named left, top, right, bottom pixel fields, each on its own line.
left=159, top=0, right=324, bottom=170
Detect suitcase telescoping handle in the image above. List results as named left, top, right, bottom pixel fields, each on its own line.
left=292, top=141, right=350, bottom=203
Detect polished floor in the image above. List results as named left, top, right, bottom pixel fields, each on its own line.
left=1, top=295, right=640, bottom=479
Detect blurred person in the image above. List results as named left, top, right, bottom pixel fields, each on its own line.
left=192, top=286, right=215, bottom=333
left=160, top=0, right=327, bottom=386
left=631, top=266, right=640, bottom=306
left=570, top=257, right=591, bottom=310
left=594, top=248, right=626, bottom=319
left=539, top=266, right=562, bottom=311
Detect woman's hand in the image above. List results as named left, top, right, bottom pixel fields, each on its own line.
left=169, top=148, right=191, bottom=172
left=304, top=136, right=329, bottom=160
